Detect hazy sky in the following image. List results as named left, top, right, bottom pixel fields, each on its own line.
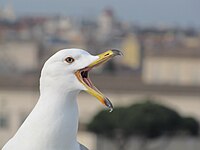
left=0, top=0, right=199, bottom=27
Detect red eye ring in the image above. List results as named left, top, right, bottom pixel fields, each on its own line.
left=65, top=57, right=75, bottom=63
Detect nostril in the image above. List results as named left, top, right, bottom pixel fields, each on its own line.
left=105, top=53, right=109, bottom=56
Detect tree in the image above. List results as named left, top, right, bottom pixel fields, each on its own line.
left=181, top=117, right=199, bottom=136
left=88, top=100, right=199, bottom=150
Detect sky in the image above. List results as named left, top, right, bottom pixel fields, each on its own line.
left=0, top=0, right=200, bottom=28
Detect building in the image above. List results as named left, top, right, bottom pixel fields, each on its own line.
left=0, top=2, right=16, bottom=21
left=97, top=8, right=116, bottom=43
left=142, top=45, right=200, bottom=86
left=0, top=41, right=39, bottom=75
left=121, top=34, right=141, bottom=70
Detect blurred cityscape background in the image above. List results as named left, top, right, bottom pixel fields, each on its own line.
left=0, top=0, right=200, bottom=149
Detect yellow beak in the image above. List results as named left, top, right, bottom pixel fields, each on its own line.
left=75, top=49, right=122, bottom=112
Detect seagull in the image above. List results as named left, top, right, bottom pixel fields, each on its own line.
left=2, top=48, right=122, bottom=150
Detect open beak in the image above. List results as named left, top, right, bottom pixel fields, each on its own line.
left=75, top=49, right=122, bottom=112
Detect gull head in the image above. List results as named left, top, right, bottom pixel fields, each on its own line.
left=40, top=48, right=122, bottom=111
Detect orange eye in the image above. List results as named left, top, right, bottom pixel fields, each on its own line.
left=65, top=57, right=75, bottom=63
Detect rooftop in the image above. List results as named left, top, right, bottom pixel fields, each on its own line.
left=145, top=47, right=200, bottom=58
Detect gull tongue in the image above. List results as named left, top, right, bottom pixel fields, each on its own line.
left=83, top=77, right=93, bottom=88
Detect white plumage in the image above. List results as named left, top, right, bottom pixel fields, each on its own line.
left=3, top=48, right=121, bottom=150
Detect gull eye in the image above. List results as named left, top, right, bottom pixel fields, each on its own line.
left=65, top=57, right=75, bottom=64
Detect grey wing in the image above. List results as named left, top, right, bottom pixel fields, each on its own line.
left=79, top=143, right=89, bottom=150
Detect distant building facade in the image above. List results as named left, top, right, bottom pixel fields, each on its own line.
left=0, top=41, right=39, bottom=75
left=121, top=34, right=141, bottom=70
left=143, top=47, right=200, bottom=86
left=0, top=2, right=16, bottom=21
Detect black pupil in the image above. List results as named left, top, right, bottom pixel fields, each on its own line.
left=67, top=57, right=73, bottom=63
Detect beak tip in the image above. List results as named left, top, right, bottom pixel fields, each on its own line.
left=104, top=97, right=114, bottom=112
left=111, top=49, right=123, bottom=56
left=109, top=107, right=113, bottom=112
